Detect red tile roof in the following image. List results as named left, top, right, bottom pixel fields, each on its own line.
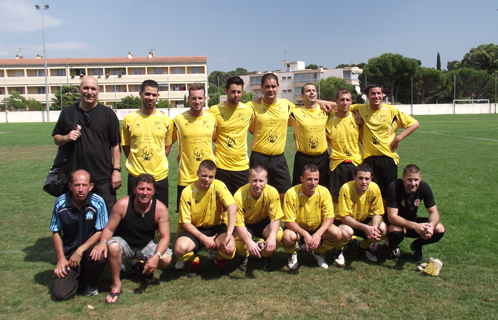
left=0, top=56, right=207, bottom=67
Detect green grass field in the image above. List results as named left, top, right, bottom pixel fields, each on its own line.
left=1, top=114, right=497, bottom=319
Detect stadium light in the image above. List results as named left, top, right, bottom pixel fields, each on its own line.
left=35, top=4, right=50, bottom=122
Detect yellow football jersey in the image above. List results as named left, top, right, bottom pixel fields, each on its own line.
left=325, top=112, right=362, bottom=171
left=234, top=183, right=283, bottom=227
left=177, top=179, right=235, bottom=235
left=121, top=110, right=173, bottom=181
left=337, top=181, right=384, bottom=222
left=173, top=111, right=216, bottom=186
left=350, top=104, right=417, bottom=164
left=282, top=184, right=334, bottom=233
left=249, top=98, right=296, bottom=155
left=209, top=103, right=253, bottom=171
left=289, top=106, right=328, bottom=155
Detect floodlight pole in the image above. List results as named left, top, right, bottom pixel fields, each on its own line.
left=36, top=4, right=50, bottom=122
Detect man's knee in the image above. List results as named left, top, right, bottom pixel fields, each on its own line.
left=282, top=230, right=297, bottom=247
left=108, top=242, right=121, bottom=259
left=324, top=225, right=342, bottom=242
left=339, top=225, right=353, bottom=239
left=435, top=223, right=445, bottom=233
left=174, top=237, right=194, bottom=256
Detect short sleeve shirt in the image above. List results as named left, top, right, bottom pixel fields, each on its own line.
left=387, top=179, right=436, bottom=221
left=337, top=181, right=384, bottom=222
left=234, top=183, right=283, bottom=226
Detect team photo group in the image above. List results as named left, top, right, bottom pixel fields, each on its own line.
left=48, top=73, right=445, bottom=304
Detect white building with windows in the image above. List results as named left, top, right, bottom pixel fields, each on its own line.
left=0, top=52, right=207, bottom=109
left=239, top=61, right=362, bottom=104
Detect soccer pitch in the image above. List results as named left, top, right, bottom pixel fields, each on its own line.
left=0, top=114, right=497, bottom=319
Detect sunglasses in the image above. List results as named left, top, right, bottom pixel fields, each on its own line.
left=84, top=111, right=90, bottom=127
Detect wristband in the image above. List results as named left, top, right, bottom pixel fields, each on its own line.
left=155, top=252, right=163, bottom=259
left=98, top=240, right=107, bottom=245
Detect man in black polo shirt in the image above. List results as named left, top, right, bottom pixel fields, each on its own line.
left=52, top=76, right=121, bottom=214
left=91, top=174, right=172, bottom=304
left=387, top=164, right=445, bottom=263
left=50, top=170, right=108, bottom=300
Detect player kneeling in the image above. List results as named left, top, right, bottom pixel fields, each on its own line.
left=234, top=166, right=283, bottom=272
left=334, top=164, right=386, bottom=265
left=282, top=164, right=342, bottom=270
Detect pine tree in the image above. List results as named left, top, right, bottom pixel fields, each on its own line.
left=436, top=52, right=441, bottom=71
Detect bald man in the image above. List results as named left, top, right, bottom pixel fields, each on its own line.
left=52, top=76, right=121, bottom=214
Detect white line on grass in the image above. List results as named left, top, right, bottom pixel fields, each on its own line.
left=427, top=127, right=498, bottom=133
left=419, top=130, right=498, bottom=142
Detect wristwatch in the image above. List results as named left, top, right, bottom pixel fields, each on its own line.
left=155, top=251, right=163, bottom=259
left=113, top=167, right=121, bottom=172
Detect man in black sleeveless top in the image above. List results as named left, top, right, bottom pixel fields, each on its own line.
left=91, top=174, right=171, bottom=304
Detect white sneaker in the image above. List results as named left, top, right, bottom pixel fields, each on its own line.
left=312, top=251, right=329, bottom=269
left=287, top=253, right=298, bottom=270
left=207, top=250, right=218, bottom=265
left=175, top=259, right=186, bottom=270
left=334, top=250, right=345, bottom=267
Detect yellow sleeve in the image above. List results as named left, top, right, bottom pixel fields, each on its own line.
left=282, top=190, right=297, bottom=223
left=234, top=190, right=245, bottom=227
left=217, top=180, right=235, bottom=207
left=178, top=188, right=192, bottom=224
left=120, top=115, right=131, bottom=147
left=397, top=108, right=418, bottom=128
left=268, top=187, right=284, bottom=221
left=320, top=188, right=335, bottom=220
left=337, top=184, right=353, bottom=218
left=164, top=116, right=174, bottom=147
left=370, top=183, right=385, bottom=216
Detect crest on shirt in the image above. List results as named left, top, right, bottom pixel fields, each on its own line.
left=142, top=146, right=153, bottom=161
left=372, top=135, right=379, bottom=145
left=193, top=147, right=204, bottom=161
left=202, top=120, right=211, bottom=130
left=414, top=199, right=421, bottom=207
left=309, top=137, right=318, bottom=149
left=315, top=201, right=319, bottom=210
left=135, top=123, right=141, bottom=128
left=85, top=211, right=94, bottom=220
left=226, top=136, right=234, bottom=148
left=401, top=199, right=406, bottom=207
left=268, top=130, right=277, bottom=143
left=238, top=112, right=245, bottom=121
left=154, top=121, right=162, bottom=131
left=343, top=147, right=351, bottom=156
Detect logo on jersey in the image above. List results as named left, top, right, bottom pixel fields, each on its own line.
left=309, top=137, right=319, bottom=149
left=154, top=121, right=162, bottom=131
left=85, top=211, right=94, bottom=220
left=414, top=199, right=421, bottom=207
left=238, top=112, right=245, bottom=121
left=401, top=199, right=406, bottom=207
left=193, top=147, right=204, bottom=161
left=343, top=147, right=351, bottom=156
left=372, top=135, right=379, bottom=145
left=315, top=201, right=320, bottom=210
left=202, top=120, right=211, bottom=130
left=226, top=136, right=235, bottom=148
left=268, top=130, right=277, bottom=143
left=142, top=147, right=153, bottom=161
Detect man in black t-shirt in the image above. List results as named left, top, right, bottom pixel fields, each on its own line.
left=386, top=164, right=445, bottom=263
left=91, top=174, right=171, bottom=304
left=52, top=76, right=121, bottom=214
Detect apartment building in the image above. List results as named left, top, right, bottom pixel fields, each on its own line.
left=0, top=52, right=207, bottom=108
left=239, top=61, right=362, bottom=104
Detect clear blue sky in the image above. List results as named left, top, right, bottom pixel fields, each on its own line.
left=1, top=0, right=497, bottom=73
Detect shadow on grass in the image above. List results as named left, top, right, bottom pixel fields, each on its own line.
left=23, top=237, right=55, bottom=264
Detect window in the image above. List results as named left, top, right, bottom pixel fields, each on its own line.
left=14, top=70, right=23, bottom=77
left=134, top=68, right=142, bottom=75
left=14, top=87, right=25, bottom=94
left=114, top=86, right=123, bottom=92
left=36, top=70, right=45, bottom=77
left=99, top=85, right=103, bottom=92
left=294, top=87, right=302, bottom=97
left=154, top=68, right=162, bottom=74
left=37, top=87, right=46, bottom=94
left=174, top=67, right=183, bottom=74
left=171, top=84, right=185, bottom=91
left=0, top=88, right=4, bottom=94
left=93, top=69, right=102, bottom=76
left=294, top=72, right=321, bottom=83
left=159, top=85, right=168, bottom=91
left=192, top=67, right=201, bottom=74
left=56, top=69, right=65, bottom=76
left=134, top=85, right=141, bottom=92
left=112, top=70, right=122, bottom=75
left=250, top=76, right=262, bottom=86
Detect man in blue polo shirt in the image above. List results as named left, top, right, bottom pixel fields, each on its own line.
left=50, top=169, right=108, bottom=300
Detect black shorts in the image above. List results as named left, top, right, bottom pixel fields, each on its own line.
left=250, top=152, right=291, bottom=194
left=292, top=151, right=329, bottom=188
left=350, top=217, right=373, bottom=239
left=363, top=156, right=397, bottom=197
left=284, top=227, right=322, bottom=246
left=403, top=217, right=429, bottom=238
left=178, top=224, right=227, bottom=253
left=215, top=168, right=249, bottom=195
left=128, top=174, right=169, bottom=208
left=329, top=161, right=356, bottom=197
left=245, top=217, right=271, bottom=239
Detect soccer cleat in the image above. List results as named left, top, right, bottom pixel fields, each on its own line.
left=287, top=253, right=298, bottom=270
left=410, top=241, right=425, bottom=263
left=217, top=258, right=229, bottom=276
left=262, top=256, right=273, bottom=272
left=238, top=256, right=249, bottom=272
left=359, top=247, right=378, bottom=262
left=187, top=259, right=200, bottom=278
left=370, top=242, right=379, bottom=253
left=83, top=285, right=98, bottom=297
left=175, top=259, right=186, bottom=270
left=334, top=249, right=345, bottom=267
left=207, top=250, right=218, bottom=265
left=312, top=251, right=329, bottom=269
left=389, top=246, right=402, bottom=264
